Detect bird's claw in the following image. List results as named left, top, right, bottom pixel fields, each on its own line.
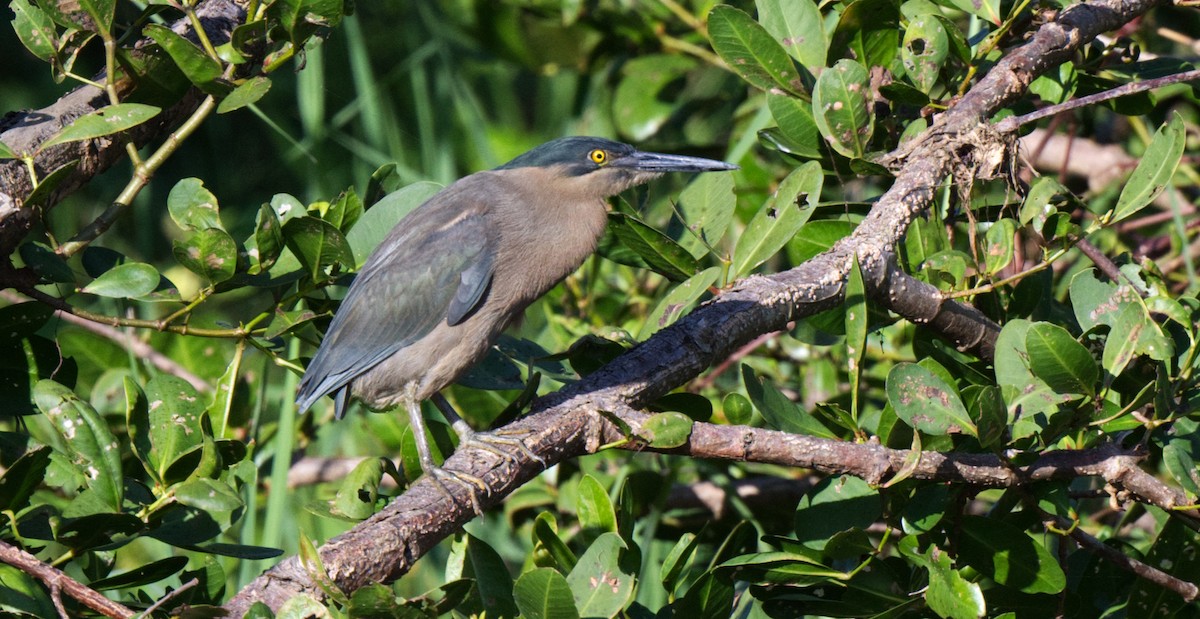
left=426, top=465, right=489, bottom=515
left=458, top=427, right=546, bottom=469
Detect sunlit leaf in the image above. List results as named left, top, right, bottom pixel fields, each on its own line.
left=40, top=104, right=161, bottom=150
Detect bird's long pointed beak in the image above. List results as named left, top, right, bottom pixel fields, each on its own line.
left=613, top=150, right=739, bottom=173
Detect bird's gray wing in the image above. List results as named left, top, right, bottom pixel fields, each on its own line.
left=296, top=194, right=497, bottom=414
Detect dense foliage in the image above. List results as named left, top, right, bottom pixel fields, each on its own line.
left=0, top=0, right=1198, bottom=617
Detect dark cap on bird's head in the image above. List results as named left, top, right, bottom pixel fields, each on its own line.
left=497, top=136, right=738, bottom=180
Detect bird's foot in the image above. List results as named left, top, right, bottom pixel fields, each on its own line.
left=425, top=465, right=489, bottom=515
left=453, top=422, right=546, bottom=469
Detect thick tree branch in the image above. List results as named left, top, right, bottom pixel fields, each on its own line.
left=225, top=0, right=1173, bottom=613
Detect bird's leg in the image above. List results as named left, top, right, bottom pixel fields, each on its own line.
left=431, top=393, right=546, bottom=468
left=402, top=388, right=487, bottom=514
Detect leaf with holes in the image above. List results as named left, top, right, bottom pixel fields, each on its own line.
left=732, top=161, right=821, bottom=276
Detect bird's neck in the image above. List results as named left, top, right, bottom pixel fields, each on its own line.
left=488, top=168, right=609, bottom=296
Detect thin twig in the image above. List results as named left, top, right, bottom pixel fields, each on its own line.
left=0, top=540, right=135, bottom=619
left=1067, top=523, right=1199, bottom=601
left=1, top=290, right=212, bottom=392
left=997, top=68, right=1200, bottom=132
left=138, top=578, right=199, bottom=618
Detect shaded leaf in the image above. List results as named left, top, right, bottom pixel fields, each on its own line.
left=218, top=76, right=272, bottom=113
left=144, top=23, right=223, bottom=92
left=33, top=380, right=123, bottom=511
left=1025, top=323, right=1097, bottom=398
left=173, top=228, right=239, bottom=285
left=514, top=568, right=579, bottom=619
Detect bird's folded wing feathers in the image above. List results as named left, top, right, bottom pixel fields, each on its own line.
left=296, top=201, right=497, bottom=411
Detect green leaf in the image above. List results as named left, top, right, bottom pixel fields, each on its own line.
left=716, top=551, right=844, bottom=586
left=532, top=513, right=577, bottom=572
left=642, top=412, right=694, bottom=448
left=994, top=319, right=1070, bottom=429
left=732, top=161, right=822, bottom=276
left=142, top=375, right=206, bottom=483
left=566, top=533, right=636, bottom=618
left=264, top=307, right=319, bottom=339
left=1025, top=323, right=1097, bottom=397
left=676, top=172, right=737, bottom=258
left=958, top=515, right=1065, bottom=594
left=965, top=385, right=1007, bottom=451
left=661, top=532, right=700, bottom=594
left=708, top=5, right=804, bottom=96
left=577, top=474, right=618, bottom=535
left=675, top=571, right=735, bottom=619
left=925, top=546, right=986, bottom=619
left=218, top=76, right=272, bottom=113
left=175, top=478, right=244, bottom=512
left=81, top=262, right=159, bottom=298
left=722, top=392, right=753, bottom=425
left=901, top=15, right=948, bottom=93
left=173, top=228, right=239, bottom=285
left=767, top=94, right=822, bottom=160
left=756, top=0, right=827, bottom=71
left=333, top=457, right=383, bottom=520
left=812, top=59, right=873, bottom=159
left=829, top=0, right=900, bottom=69
left=614, top=54, right=698, bottom=141
left=983, top=218, right=1016, bottom=276
left=284, top=217, right=355, bottom=282
left=944, top=0, right=1001, bottom=25
left=19, top=242, right=74, bottom=283
left=0, top=564, right=56, bottom=617
left=0, top=139, right=17, bottom=159
left=0, top=445, right=51, bottom=512
left=1112, top=113, right=1185, bottom=223
left=607, top=212, right=700, bottom=282
left=40, top=103, right=161, bottom=150
left=168, top=177, right=224, bottom=232
left=514, top=568, right=580, bottom=619
left=88, top=556, right=188, bottom=591
left=886, top=363, right=976, bottom=437
left=638, top=266, right=719, bottom=340
left=743, top=365, right=836, bottom=438
left=144, top=23, right=224, bottom=92
left=33, top=380, right=123, bottom=511
left=11, top=0, right=57, bottom=61
left=322, top=187, right=364, bottom=233
left=794, top=475, right=880, bottom=550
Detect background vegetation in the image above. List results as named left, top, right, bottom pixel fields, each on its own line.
left=0, top=0, right=1198, bottom=617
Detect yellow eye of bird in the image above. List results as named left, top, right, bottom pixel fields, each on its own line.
left=589, top=149, right=607, bottom=165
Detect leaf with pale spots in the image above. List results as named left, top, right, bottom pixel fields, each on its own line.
left=566, top=533, right=636, bottom=618
left=812, top=59, right=873, bottom=160
left=708, top=5, right=805, bottom=97
left=756, top=0, right=827, bottom=72
left=886, top=362, right=976, bottom=437
left=168, top=177, right=224, bottom=232
left=33, top=380, right=123, bottom=512
left=39, top=103, right=161, bottom=150
left=143, top=375, right=206, bottom=484
left=173, top=228, right=238, bottom=285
